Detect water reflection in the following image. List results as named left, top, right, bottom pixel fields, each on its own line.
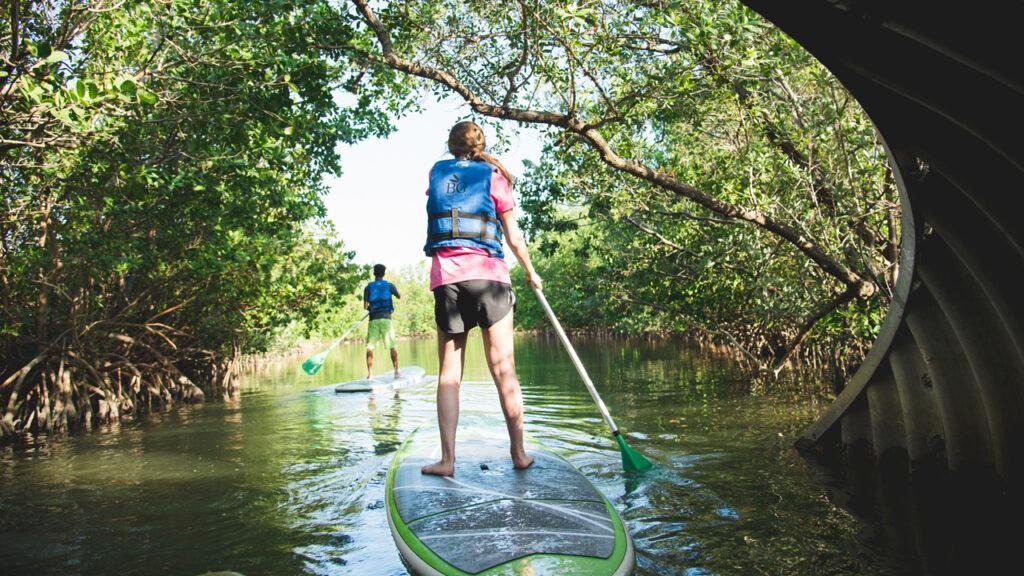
left=0, top=334, right=914, bottom=575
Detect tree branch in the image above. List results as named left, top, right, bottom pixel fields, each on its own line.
left=768, top=285, right=858, bottom=377
left=653, top=209, right=739, bottom=225
left=347, top=0, right=874, bottom=298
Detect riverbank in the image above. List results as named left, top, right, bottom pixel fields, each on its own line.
left=254, top=328, right=840, bottom=402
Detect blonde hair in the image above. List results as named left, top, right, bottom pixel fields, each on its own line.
left=447, top=121, right=513, bottom=184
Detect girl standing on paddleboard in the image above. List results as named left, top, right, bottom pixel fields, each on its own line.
left=421, top=121, right=542, bottom=476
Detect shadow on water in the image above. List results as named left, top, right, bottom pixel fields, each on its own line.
left=0, top=334, right=927, bottom=575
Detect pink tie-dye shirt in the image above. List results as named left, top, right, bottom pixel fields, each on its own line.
left=427, top=167, right=515, bottom=291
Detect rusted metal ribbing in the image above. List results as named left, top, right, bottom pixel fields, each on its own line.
left=865, top=364, right=907, bottom=459
left=919, top=241, right=1023, bottom=481
left=903, top=286, right=992, bottom=474
left=875, top=4, right=1024, bottom=96
left=886, top=329, right=941, bottom=469
left=917, top=138, right=1024, bottom=262
left=917, top=200, right=1024, bottom=485
left=840, top=396, right=871, bottom=449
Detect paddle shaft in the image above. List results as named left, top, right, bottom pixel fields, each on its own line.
left=532, top=287, right=621, bottom=436
left=328, top=312, right=370, bottom=351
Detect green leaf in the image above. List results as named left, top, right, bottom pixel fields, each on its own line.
left=85, top=81, right=100, bottom=101
left=118, top=77, right=137, bottom=96
left=45, top=50, right=68, bottom=64
left=26, top=85, right=45, bottom=104
left=137, top=88, right=157, bottom=105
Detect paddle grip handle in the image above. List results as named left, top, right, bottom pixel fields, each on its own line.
left=532, top=287, right=620, bottom=435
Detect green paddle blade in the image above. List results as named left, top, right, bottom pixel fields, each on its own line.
left=301, top=350, right=329, bottom=376
left=615, top=432, right=653, bottom=472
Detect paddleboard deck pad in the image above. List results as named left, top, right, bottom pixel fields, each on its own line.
left=387, top=426, right=634, bottom=575
left=334, top=366, right=426, bottom=393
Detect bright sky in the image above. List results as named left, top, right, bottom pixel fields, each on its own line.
left=324, top=96, right=546, bottom=270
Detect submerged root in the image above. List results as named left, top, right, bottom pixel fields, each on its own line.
left=1, top=328, right=234, bottom=442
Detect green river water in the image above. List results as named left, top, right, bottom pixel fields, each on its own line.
left=0, top=335, right=913, bottom=575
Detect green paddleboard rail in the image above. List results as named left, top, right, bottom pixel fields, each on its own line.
left=385, top=428, right=633, bottom=575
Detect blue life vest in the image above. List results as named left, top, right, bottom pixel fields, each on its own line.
left=423, top=159, right=505, bottom=258
left=366, top=280, right=394, bottom=315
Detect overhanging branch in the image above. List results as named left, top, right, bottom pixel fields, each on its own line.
left=348, top=0, right=874, bottom=297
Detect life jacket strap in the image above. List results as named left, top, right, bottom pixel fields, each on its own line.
left=427, top=210, right=501, bottom=225
left=428, top=209, right=504, bottom=242
left=428, top=231, right=501, bottom=242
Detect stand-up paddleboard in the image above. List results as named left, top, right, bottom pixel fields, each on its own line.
left=387, top=426, right=634, bottom=575
left=334, top=366, right=427, bottom=393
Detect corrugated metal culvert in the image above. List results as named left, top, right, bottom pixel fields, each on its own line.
left=740, top=0, right=1023, bottom=570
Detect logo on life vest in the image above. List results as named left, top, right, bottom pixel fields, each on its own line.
left=445, top=175, right=466, bottom=194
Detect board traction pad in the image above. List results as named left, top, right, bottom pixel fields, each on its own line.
left=392, top=428, right=617, bottom=574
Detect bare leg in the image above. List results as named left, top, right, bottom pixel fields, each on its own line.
left=481, top=310, right=534, bottom=469
left=422, top=330, right=467, bottom=476
left=391, top=347, right=400, bottom=378
left=366, top=349, right=374, bottom=379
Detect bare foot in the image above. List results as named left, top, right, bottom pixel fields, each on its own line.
left=393, top=371, right=401, bottom=379
left=421, top=460, right=455, bottom=476
left=366, top=373, right=373, bottom=379
left=512, top=452, right=535, bottom=470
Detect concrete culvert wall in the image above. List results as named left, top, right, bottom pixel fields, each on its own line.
left=739, top=0, right=1024, bottom=564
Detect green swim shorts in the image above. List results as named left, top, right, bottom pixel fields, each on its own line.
left=366, top=318, right=397, bottom=351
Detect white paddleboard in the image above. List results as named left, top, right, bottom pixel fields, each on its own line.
left=334, top=365, right=427, bottom=393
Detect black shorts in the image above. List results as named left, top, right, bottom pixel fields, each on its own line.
left=433, top=280, right=515, bottom=334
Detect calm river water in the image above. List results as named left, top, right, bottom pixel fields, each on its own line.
left=0, top=334, right=913, bottom=575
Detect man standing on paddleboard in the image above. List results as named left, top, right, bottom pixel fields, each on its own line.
left=421, top=121, right=543, bottom=476
left=364, top=263, right=401, bottom=379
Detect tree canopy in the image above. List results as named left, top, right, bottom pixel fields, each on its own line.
left=0, top=0, right=413, bottom=437
left=344, top=0, right=898, bottom=375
